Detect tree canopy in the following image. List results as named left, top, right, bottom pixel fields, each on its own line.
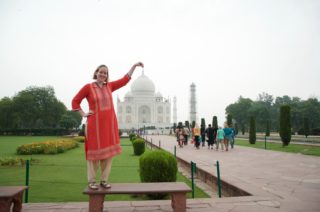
left=225, top=93, right=320, bottom=134
left=0, top=86, right=81, bottom=132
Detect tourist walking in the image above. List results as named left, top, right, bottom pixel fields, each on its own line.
left=223, top=123, right=232, bottom=151
left=184, top=126, right=190, bottom=145
left=200, top=124, right=206, bottom=147
left=177, top=127, right=184, bottom=147
left=193, top=124, right=201, bottom=149
left=72, top=62, right=144, bottom=190
left=216, top=127, right=225, bottom=151
left=205, top=124, right=215, bottom=149
left=230, top=127, right=236, bottom=148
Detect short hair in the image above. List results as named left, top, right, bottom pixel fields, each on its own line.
left=93, top=64, right=109, bottom=82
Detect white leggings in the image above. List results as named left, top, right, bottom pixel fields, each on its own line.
left=87, top=158, right=113, bottom=183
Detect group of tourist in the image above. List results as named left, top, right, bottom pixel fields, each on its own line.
left=175, top=123, right=236, bottom=151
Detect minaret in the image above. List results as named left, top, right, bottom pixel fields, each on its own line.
left=173, top=96, right=177, bottom=124
left=189, top=83, right=197, bottom=124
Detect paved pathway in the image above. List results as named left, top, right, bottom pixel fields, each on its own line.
left=143, top=135, right=320, bottom=212
left=22, top=135, right=320, bottom=211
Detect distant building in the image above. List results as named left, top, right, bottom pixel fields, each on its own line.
left=117, top=72, right=171, bottom=130
left=190, top=83, right=197, bottom=124
left=173, top=96, right=177, bottom=124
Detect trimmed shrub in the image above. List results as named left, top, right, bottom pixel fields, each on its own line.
left=16, top=139, right=79, bottom=155
left=139, top=150, right=177, bottom=199
left=0, top=157, right=40, bottom=166
left=71, top=136, right=85, bottom=143
left=212, top=116, right=218, bottom=129
left=129, top=133, right=137, bottom=141
left=280, top=105, right=291, bottom=146
left=227, top=114, right=232, bottom=127
left=132, top=138, right=145, bottom=156
left=249, top=116, right=256, bottom=144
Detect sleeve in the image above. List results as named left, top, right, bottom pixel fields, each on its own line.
left=109, top=74, right=131, bottom=92
left=72, top=84, right=89, bottom=111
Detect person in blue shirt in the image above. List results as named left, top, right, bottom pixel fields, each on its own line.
left=230, top=127, right=236, bottom=148
left=223, top=123, right=232, bottom=151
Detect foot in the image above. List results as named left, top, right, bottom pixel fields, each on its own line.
left=100, top=181, right=111, bottom=189
left=88, top=182, right=98, bottom=190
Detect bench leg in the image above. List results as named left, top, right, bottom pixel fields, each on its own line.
left=12, top=191, right=24, bottom=212
left=88, top=194, right=105, bottom=212
left=0, top=198, right=13, bottom=212
left=171, top=192, right=187, bottom=212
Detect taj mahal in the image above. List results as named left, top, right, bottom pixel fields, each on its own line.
left=117, top=71, right=172, bottom=130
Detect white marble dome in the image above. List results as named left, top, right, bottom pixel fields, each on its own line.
left=131, top=72, right=155, bottom=95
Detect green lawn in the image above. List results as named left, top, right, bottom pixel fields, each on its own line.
left=0, top=136, right=209, bottom=202
left=235, top=139, right=320, bottom=156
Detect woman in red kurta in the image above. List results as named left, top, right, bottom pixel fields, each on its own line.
left=72, top=62, right=144, bottom=189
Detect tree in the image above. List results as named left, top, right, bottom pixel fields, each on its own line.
left=226, top=114, right=232, bottom=127
left=248, top=101, right=270, bottom=132
left=226, top=96, right=252, bottom=131
left=59, top=111, right=82, bottom=130
left=303, top=117, right=310, bottom=138
left=212, top=116, right=218, bottom=129
left=280, top=105, right=291, bottom=146
left=234, top=123, right=239, bottom=135
left=12, top=86, right=66, bottom=128
left=241, top=124, right=245, bottom=135
left=191, top=120, right=196, bottom=128
left=200, top=118, right=205, bottom=128
left=59, top=114, right=77, bottom=130
left=0, top=97, right=14, bottom=129
left=249, top=116, right=256, bottom=144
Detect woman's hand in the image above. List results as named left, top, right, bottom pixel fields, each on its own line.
left=79, top=109, right=93, bottom=117
left=84, top=110, right=94, bottom=117
left=133, top=62, right=144, bottom=68
left=128, top=62, right=144, bottom=77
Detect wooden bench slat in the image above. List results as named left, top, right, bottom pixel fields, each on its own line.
left=83, top=182, right=190, bottom=212
left=83, top=182, right=191, bottom=195
left=0, top=186, right=28, bottom=198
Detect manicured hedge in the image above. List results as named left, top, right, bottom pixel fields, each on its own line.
left=139, top=150, right=177, bottom=199
left=16, top=139, right=79, bottom=155
left=132, top=138, right=145, bottom=156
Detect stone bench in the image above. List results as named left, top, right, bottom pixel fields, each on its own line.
left=0, top=186, right=28, bottom=212
left=83, top=182, right=191, bottom=212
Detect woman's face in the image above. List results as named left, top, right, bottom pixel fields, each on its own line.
left=96, top=67, right=108, bottom=82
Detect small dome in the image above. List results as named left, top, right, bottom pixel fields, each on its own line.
left=131, top=73, right=155, bottom=95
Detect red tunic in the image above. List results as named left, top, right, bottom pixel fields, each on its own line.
left=72, top=75, right=131, bottom=160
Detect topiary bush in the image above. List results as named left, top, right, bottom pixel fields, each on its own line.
left=129, top=133, right=137, bottom=141
left=249, top=116, right=256, bottom=144
left=71, top=136, right=85, bottom=143
left=132, top=138, right=145, bottom=156
left=139, top=150, right=177, bottom=199
left=16, top=139, right=79, bottom=155
left=280, top=105, right=291, bottom=146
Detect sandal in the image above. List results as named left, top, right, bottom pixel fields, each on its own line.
left=88, top=182, right=98, bottom=190
left=100, top=181, right=111, bottom=189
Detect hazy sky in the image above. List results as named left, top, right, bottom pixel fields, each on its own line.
left=1, top=0, right=319, bottom=126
